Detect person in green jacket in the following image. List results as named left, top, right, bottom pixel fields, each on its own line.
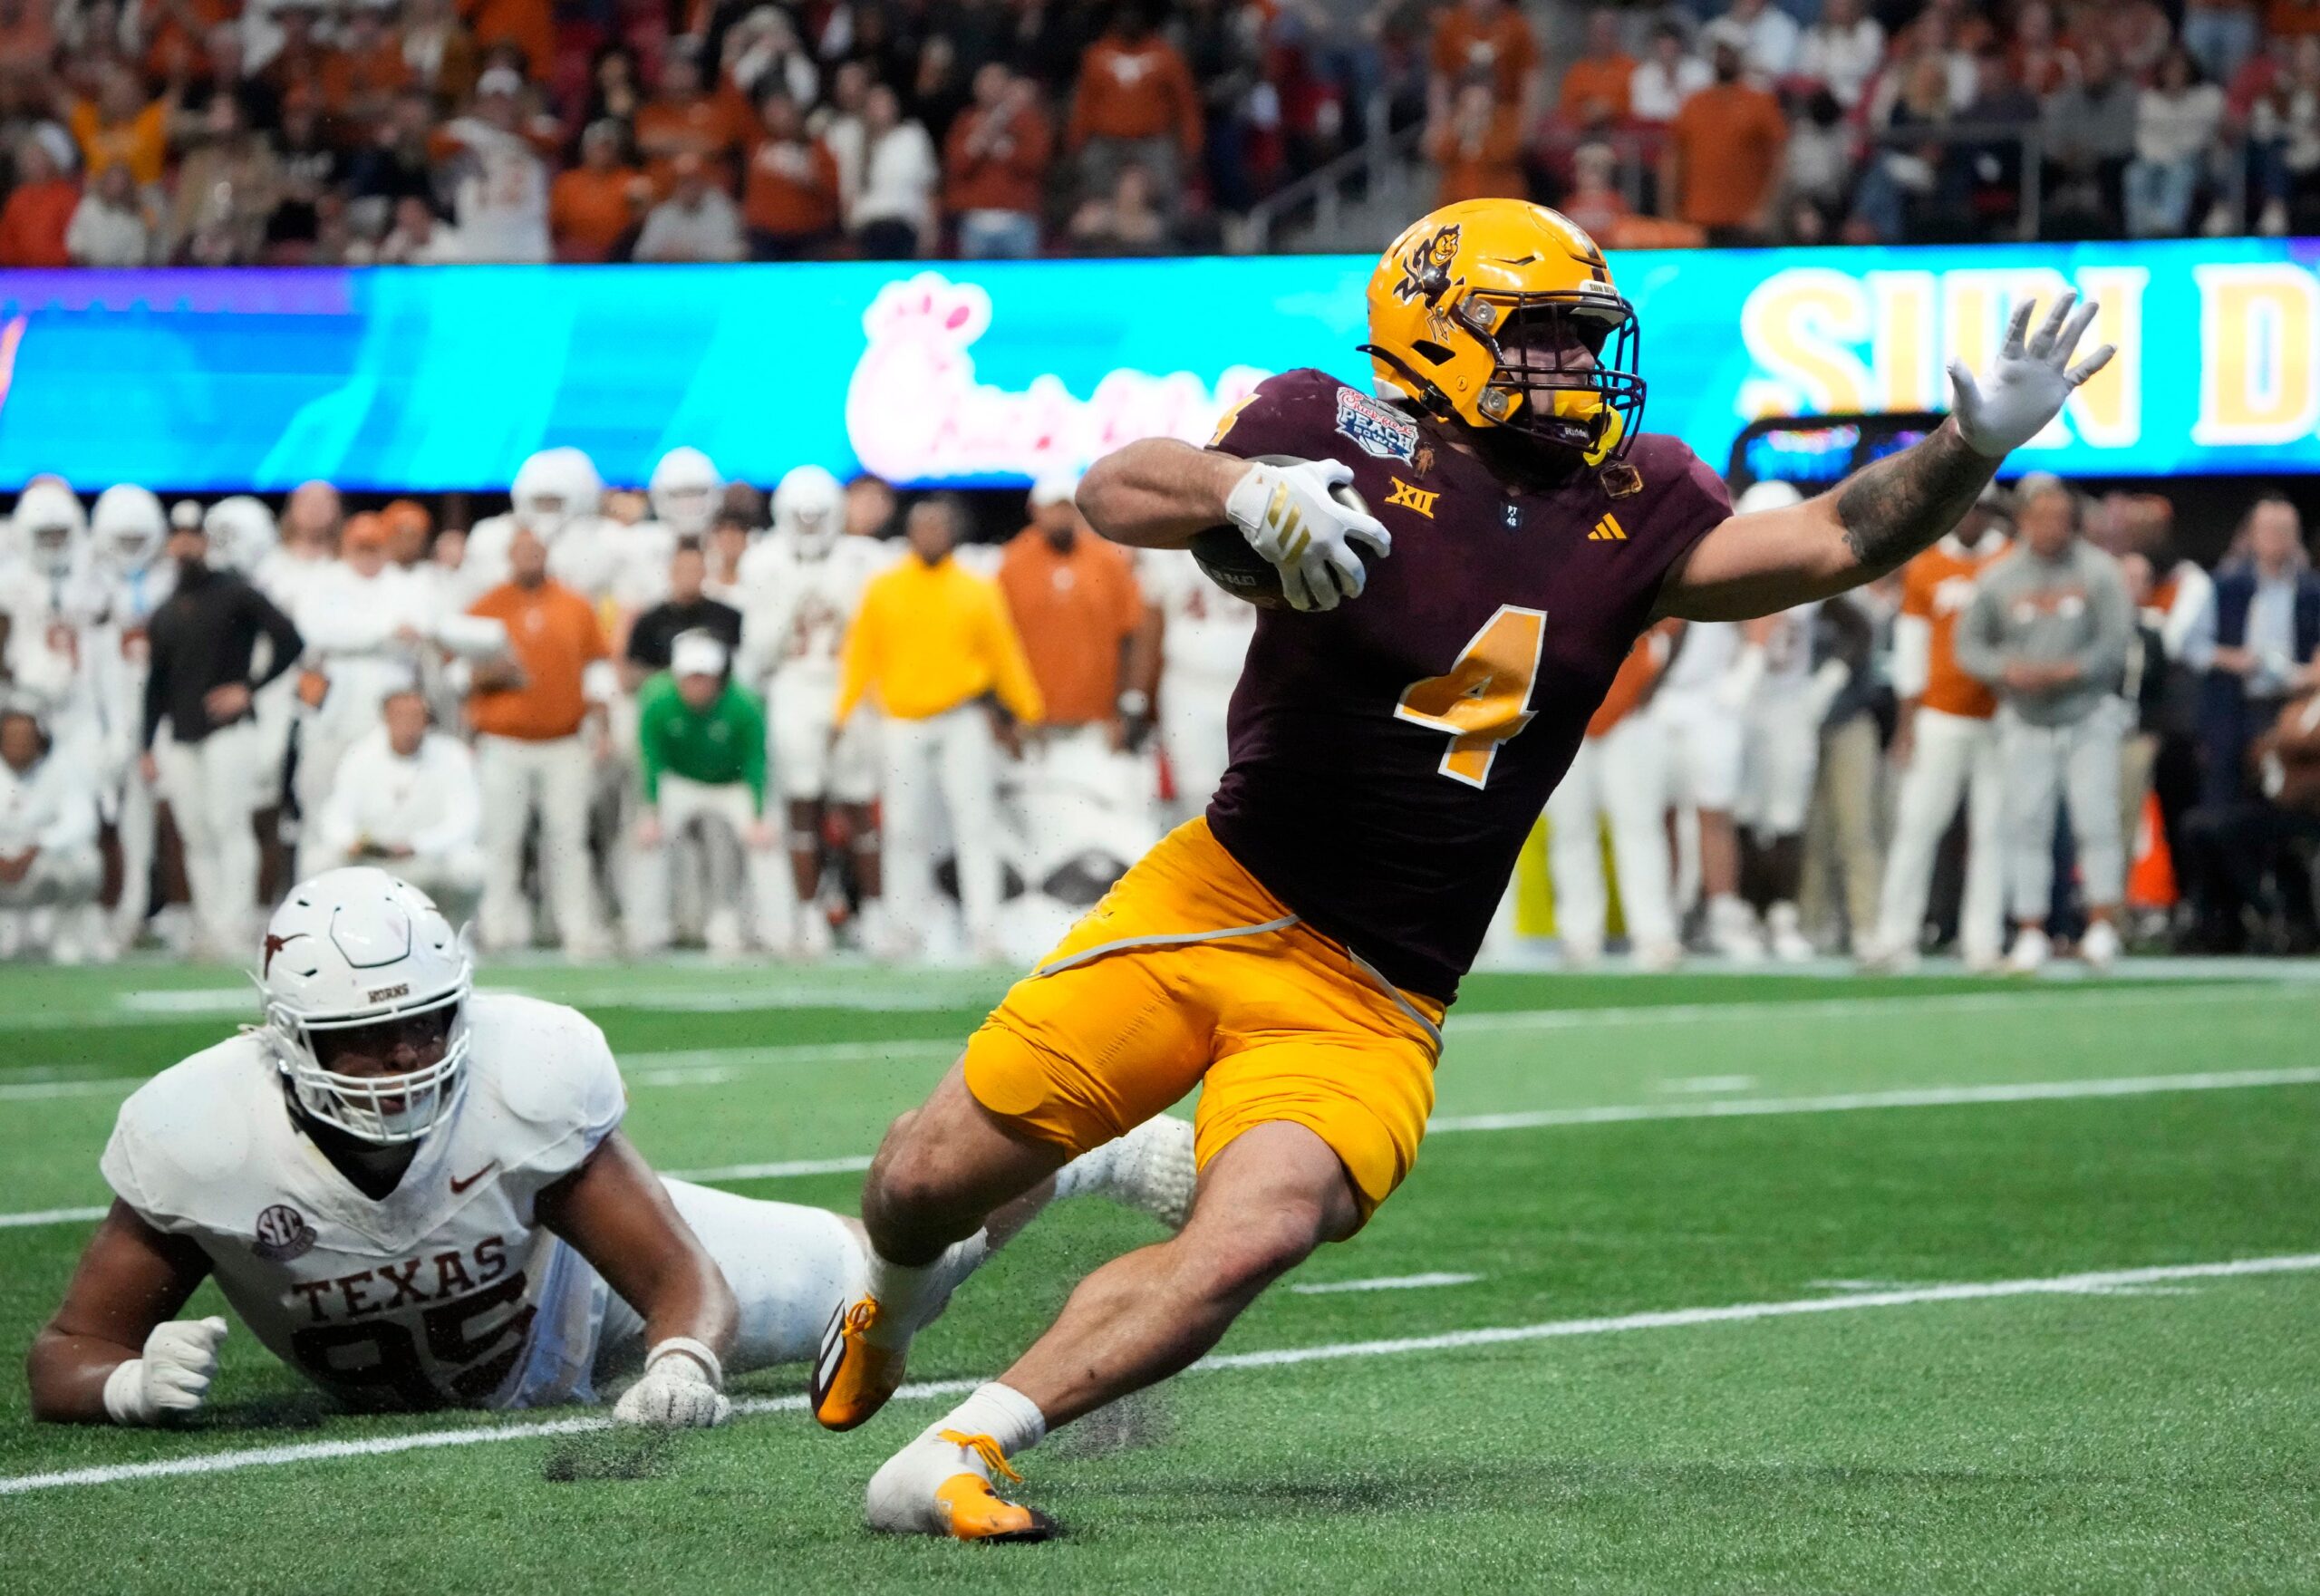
left=627, top=631, right=778, bottom=956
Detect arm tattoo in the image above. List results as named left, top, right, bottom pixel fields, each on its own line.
left=1834, top=421, right=2000, bottom=577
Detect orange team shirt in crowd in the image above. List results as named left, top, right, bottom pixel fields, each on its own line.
left=460, top=0, right=554, bottom=79
left=550, top=165, right=646, bottom=260
left=70, top=98, right=169, bottom=186
left=634, top=92, right=751, bottom=191
left=1900, top=536, right=2011, bottom=720
left=0, top=179, right=78, bottom=266
left=996, top=530, right=1146, bottom=726
left=743, top=136, right=841, bottom=237
left=1428, top=107, right=1529, bottom=204
left=137, top=0, right=232, bottom=78
left=320, top=38, right=415, bottom=115
left=1558, top=53, right=1634, bottom=124
left=467, top=579, right=607, bottom=741
left=1586, top=619, right=1682, bottom=738
left=1067, top=37, right=1203, bottom=155
left=1431, top=5, right=1538, bottom=103
left=1668, top=82, right=1786, bottom=228
left=943, top=102, right=1053, bottom=216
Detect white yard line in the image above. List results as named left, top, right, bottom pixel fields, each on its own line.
left=5, top=1252, right=2314, bottom=1499
left=8, top=1063, right=2320, bottom=1232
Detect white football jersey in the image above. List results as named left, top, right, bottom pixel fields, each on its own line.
left=738, top=532, right=896, bottom=690
left=459, top=514, right=622, bottom=606
left=1137, top=549, right=1254, bottom=691
left=1656, top=617, right=1741, bottom=698
left=102, top=993, right=624, bottom=1412
left=1751, top=602, right=1822, bottom=701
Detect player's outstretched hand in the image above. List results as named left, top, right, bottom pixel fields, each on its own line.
left=103, top=1315, right=228, bottom=1426
left=1224, top=457, right=1392, bottom=613
left=1946, top=291, right=2115, bottom=459
left=612, top=1342, right=732, bottom=1429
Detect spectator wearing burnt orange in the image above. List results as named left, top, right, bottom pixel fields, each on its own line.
left=550, top=120, right=647, bottom=261
left=459, top=0, right=554, bottom=83
left=1427, top=83, right=1528, bottom=205
left=743, top=90, right=840, bottom=259
left=1066, top=6, right=1202, bottom=200
left=69, top=61, right=173, bottom=188
left=1558, top=9, right=1635, bottom=130
left=0, top=129, right=79, bottom=267
left=945, top=64, right=1052, bottom=259
left=319, top=4, right=415, bottom=124
left=634, top=42, right=750, bottom=195
left=1430, top=0, right=1540, bottom=123
left=1662, top=41, right=1786, bottom=245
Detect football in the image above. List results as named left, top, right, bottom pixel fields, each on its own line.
left=1191, top=455, right=1370, bottom=609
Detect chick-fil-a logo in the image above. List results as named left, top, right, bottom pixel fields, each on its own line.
left=844, top=272, right=1271, bottom=481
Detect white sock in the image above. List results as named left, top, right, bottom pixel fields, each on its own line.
left=863, top=1233, right=991, bottom=1348
left=934, top=1380, right=1046, bottom=1457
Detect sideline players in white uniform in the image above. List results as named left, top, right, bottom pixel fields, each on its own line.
left=92, top=488, right=177, bottom=949
left=459, top=448, right=617, bottom=605
left=0, top=702, right=103, bottom=962
left=28, top=868, right=1194, bottom=1427
left=1647, top=612, right=1756, bottom=957
left=738, top=466, right=896, bottom=954
left=1136, top=547, right=1255, bottom=825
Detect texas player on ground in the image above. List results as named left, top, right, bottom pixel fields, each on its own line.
left=26, top=867, right=1194, bottom=1429
left=805, top=198, right=2112, bottom=1540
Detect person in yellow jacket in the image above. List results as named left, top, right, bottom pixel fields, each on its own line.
left=836, top=495, right=1044, bottom=960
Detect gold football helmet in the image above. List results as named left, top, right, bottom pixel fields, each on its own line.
left=1362, top=198, right=1645, bottom=467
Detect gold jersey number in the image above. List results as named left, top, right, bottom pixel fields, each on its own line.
left=1393, top=605, right=1546, bottom=788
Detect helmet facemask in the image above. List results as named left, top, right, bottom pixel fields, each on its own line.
left=269, top=985, right=471, bottom=1146
left=29, top=522, right=79, bottom=576
left=1461, top=293, right=1646, bottom=468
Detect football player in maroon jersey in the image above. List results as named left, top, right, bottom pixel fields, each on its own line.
left=815, top=198, right=2113, bottom=1540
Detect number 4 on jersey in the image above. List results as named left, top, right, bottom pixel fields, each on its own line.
left=1394, top=605, right=1546, bottom=788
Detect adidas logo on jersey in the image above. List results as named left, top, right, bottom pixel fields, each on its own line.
left=1587, top=514, right=1628, bottom=542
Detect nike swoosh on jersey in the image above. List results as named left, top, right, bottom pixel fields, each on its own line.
left=450, top=1162, right=498, bottom=1195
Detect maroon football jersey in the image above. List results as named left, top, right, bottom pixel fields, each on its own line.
left=1204, top=367, right=1730, bottom=1001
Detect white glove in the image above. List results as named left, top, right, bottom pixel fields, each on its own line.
left=612, top=1340, right=731, bottom=1429
left=1946, top=291, right=2115, bottom=459
left=102, top=1316, right=228, bottom=1426
left=1223, top=457, right=1393, bottom=613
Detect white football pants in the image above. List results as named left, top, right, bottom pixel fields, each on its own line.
left=1875, top=708, right=2005, bottom=964
left=622, top=775, right=790, bottom=952
left=1998, top=701, right=2128, bottom=919
left=1545, top=716, right=1677, bottom=956
left=1160, top=676, right=1234, bottom=824
left=476, top=733, right=600, bottom=953
left=882, top=703, right=1003, bottom=953
left=151, top=721, right=266, bottom=953
left=1736, top=694, right=1822, bottom=840
left=0, top=845, right=102, bottom=910
left=111, top=762, right=159, bottom=942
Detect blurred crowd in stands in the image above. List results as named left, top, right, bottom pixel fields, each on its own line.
left=0, top=0, right=2311, bottom=268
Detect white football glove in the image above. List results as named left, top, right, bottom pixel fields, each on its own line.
left=612, top=1340, right=731, bottom=1429
left=102, top=1316, right=228, bottom=1426
left=1223, top=457, right=1393, bottom=614
left=1946, top=291, right=2115, bottom=459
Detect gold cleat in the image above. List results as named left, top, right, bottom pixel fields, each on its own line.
left=929, top=1433, right=1059, bottom=1543
left=810, top=1297, right=904, bottom=1431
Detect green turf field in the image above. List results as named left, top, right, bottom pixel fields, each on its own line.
left=2, top=960, right=2316, bottom=1593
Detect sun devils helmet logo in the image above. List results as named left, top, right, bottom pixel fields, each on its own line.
left=1393, top=224, right=1461, bottom=306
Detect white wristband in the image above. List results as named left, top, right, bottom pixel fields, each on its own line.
left=1222, top=462, right=1271, bottom=540
left=102, top=1359, right=150, bottom=1426
left=644, top=1337, right=723, bottom=1388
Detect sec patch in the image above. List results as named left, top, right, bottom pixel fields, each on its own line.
left=1335, top=388, right=1418, bottom=464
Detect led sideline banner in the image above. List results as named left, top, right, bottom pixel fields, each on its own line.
left=0, top=238, right=2312, bottom=493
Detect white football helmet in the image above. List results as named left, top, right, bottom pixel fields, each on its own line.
left=92, top=484, right=168, bottom=572
left=650, top=446, right=724, bottom=538
left=773, top=465, right=844, bottom=556
left=204, top=495, right=278, bottom=574
left=512, top=447, right=604, bottom=537
left=258, top=867, right=474, bottom=1146
left=13, top=478, right=88, bottom=577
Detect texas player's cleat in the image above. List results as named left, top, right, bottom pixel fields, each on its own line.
left=1081, top=1114, right=1198, bottom=1231
left=866, top=1427, right=1058, bottom=1542
left=810, top=1295, right=905, bottom=1431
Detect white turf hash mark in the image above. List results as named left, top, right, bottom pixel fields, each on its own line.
left=5, top=1253, right=2315, bottom=1499
left=8, top=1065, right=2320, bottom=1230
left=1289, top=1272, right=1483, bottom=1295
